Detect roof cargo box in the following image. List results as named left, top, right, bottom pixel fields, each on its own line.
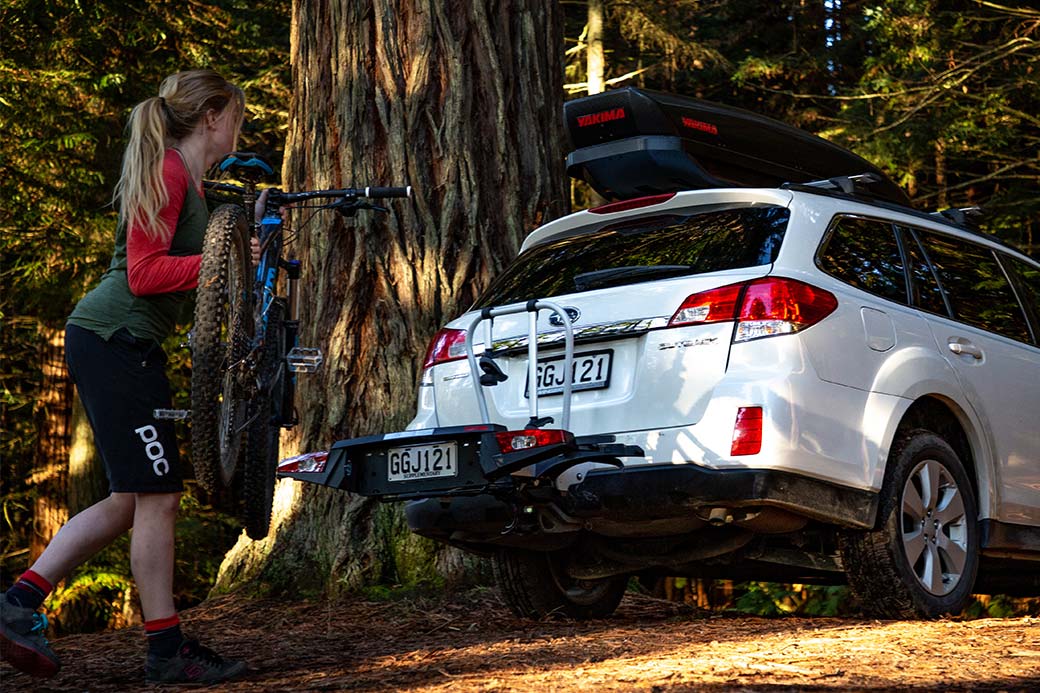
left=565, top=88, right=910, bottom=206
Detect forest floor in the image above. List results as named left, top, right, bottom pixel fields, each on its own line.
left=4, top=589, right=1039, bottom=692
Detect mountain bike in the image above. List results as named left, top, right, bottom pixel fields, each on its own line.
left=186, top=152, right=411, bottom=538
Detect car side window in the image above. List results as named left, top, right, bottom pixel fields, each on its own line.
left=900, top=228, right=949, bottom=316
left=916, top=229, right=1032, bottom=343
left=1002, top=254, right=1040, bottom=343
left=817, top=216, right=908, bottom=304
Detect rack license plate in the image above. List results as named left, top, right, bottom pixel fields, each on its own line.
left=526, top=349, right=613, bottom=397
left=387, top=442, right=458, bottom=482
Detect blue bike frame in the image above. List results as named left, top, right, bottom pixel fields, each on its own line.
left=253, top=212, right=300, bottom=429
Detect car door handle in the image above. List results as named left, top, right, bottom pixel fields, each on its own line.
left=948, top=340, right=983, bottom=359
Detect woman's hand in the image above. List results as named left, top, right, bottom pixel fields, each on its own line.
left=255, top=187, right=272, bottom=221
left=252, top=188, right=271, bottom=266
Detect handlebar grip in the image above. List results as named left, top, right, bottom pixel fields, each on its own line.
left=364, top=186, right=413, bottom=199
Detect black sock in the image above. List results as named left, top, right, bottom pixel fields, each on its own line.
left=145, top=615, right=184, bottom=659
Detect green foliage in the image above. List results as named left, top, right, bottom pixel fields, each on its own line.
left=565, top=1, right=1038, bottom=255
left=734, top=583, right=853, bottom=617
left=963, top=594, right=1028, bottom=619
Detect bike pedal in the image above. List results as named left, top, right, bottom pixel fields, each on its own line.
left=286, top=347, right=323, bottom=373
left=154, top=408, right=191, bottom=421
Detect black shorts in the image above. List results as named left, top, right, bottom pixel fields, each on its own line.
left=65, top=324, right=184, bottom=494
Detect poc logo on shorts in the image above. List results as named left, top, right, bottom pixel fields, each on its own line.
left=135, top=425, right=170, bottom=477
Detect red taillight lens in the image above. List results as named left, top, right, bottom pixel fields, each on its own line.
left=495, top=429, right=574, bottom=452
left=668, top=277, right=837, bottom=341
left=731, top=407, right=762, bottom=456
left=423, top=328, right=468, bottom=369
left=589, top=192, right=676, bottom=215
left=735, top=277, right=837, bottom=342
left=277, top=450, right=329, bottom=474
left=669, top=283, right=744, bottom=326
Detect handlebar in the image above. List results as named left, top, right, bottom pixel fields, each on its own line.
left=203, top=181, right=412, bottom=204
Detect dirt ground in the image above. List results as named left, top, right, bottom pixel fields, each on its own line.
left=4, top=589, right=1039, bottom=692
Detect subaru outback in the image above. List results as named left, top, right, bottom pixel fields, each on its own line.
left=280, top=88, right=1040, bottom=620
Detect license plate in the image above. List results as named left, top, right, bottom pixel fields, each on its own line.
left=526, top=349, right=613, bottom=397
left=387, top=442, right=458, bottom=482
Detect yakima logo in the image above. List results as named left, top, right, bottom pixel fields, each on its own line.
left=577, top=107, right=626, bottom=128
left=682, top=117, right=719, bottom=135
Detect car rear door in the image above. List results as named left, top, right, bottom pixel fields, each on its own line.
left=908, top=226, right=1040, bottom=526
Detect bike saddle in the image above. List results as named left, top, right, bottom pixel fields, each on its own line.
left=218, top=152, right=275, bottom=183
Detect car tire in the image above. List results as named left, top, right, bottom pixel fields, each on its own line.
left=839, top=428, right=979, bottom=618
left=492, top=548, right=627, bottom=620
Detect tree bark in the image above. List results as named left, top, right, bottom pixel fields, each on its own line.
left=29, top=324, right=72, bottom=562
left=216, top=0, right=566, bottom=595
left=587, top=0, right=605, bottom=94
left=67, top=394, right=106, bottom=516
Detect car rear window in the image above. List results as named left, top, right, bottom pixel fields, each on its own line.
left=474, top=205, right=789, bottom=308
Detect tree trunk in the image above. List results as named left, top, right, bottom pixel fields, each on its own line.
left=216, top=0, right=566, bottom=596
left=67, top=393, right=106, bottom=516
left=587, top=0, right=605, bottom=94
left=29, top=324, right=73, bottom=562
left=934, top=137, right=948, bottom=210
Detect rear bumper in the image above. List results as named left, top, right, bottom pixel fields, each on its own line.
left=566, top=463, right=877, bottom=527
left=406, top=462, right=878, bottom=549
left=279, top=426, right=878, bottom=552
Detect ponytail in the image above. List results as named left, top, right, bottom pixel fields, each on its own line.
left=113, top=98, right=169, bottom=240
left=113, top=70, right=244, bottom=241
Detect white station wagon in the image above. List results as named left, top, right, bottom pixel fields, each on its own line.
left=280, top=88, right=1040, bottom=619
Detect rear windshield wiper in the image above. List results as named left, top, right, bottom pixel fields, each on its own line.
left=573, top=265, right=694, bottom=291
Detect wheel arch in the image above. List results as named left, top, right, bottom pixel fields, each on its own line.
left=888, top=395, right=993, bottom=518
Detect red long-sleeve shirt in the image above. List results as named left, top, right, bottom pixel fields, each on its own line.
left=126, top=153, right=203, bottom=296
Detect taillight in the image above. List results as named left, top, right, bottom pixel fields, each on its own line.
left=589, top=192, right=676, bottom=215
left=669, top=277, right=837, bottom=342
left=277, top=450, right=329, bottom=474
left=669, top=283, right=744, bottom=326
left=495, top=429, right=574, bottom=452
left=422, top=328, right=468, bottom=368
left=731, top=407, right=762, bottom=456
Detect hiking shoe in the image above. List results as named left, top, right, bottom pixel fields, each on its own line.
left=145, top=639, right=247, bottom=684
left=0, top=592, right=61, bottom=678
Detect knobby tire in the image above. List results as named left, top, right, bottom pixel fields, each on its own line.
left=242, top=298, right=286, bottom=539
left=191, top=204, right=253, bottom=493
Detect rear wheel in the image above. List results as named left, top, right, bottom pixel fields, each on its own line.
left=242, top=298, right=286, bottom=540
left=492, top=548, right=627, bottom=619
left=191, top=204, right=253, bottom=493
left=840, top=429, right=979, bottom=618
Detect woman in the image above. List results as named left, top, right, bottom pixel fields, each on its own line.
left=1, top=69, right=263, bottom=684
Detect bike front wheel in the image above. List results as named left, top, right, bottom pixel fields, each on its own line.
left=242, top=297, right=287, bottom=539
left=191, top=204, right=253, bottom=493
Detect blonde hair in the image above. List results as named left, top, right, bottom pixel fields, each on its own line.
left=114, top=69, right=245, bottom=239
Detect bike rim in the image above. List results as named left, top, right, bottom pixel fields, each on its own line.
left=217, top=254, right=247, bottom=484
left=900, top=458, right=969, bottom=596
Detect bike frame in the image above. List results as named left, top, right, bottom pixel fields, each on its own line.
left=203, top=159, right=410, bottom=436
left=254, top=211, right=299, bottom=429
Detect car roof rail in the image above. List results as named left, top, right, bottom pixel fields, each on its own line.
left=932, top=206, right=984, bottom=230
left=782, top=173, right=883, bottom=197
